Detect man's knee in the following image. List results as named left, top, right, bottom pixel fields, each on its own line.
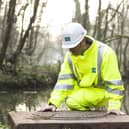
left=65, top=88, right=107, bottom=110
left=66, top=96, right=89, bottom=111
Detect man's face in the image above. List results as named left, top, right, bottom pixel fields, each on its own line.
left=69, top=38, right=86, bottom=55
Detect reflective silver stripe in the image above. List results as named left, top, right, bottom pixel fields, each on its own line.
left=105, top=80, right=123, bottom=85
left=67, top=53, right=78, bottom=81
left=58, top=74, right=74, bottom=80
left=106, top=87, right=123, bottom=95
left=54, top=84, right=73, bottom=90
left=97, top=43, right=105, bottom=85
left=67, top=52, right=73, bottom=72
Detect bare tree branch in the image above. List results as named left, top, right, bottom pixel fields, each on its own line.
left=107, top=0, right=124, bottom=24
left=104, top=35, right=129, bottom=43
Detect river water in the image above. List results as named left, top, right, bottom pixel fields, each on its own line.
left=0, top=88, right=52, bottom=127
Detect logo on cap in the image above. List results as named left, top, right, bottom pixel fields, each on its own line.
left=64, top=37, right=71, bottom=41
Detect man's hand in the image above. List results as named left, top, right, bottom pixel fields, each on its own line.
left=38, top=104, right=56, bottom=112
left=107, top=109, right=126, bottom=115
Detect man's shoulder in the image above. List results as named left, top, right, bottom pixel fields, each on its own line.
left=96, top=40, right=108, bottom=47
left=97, top=41, right=114, bottom=51
left=96, top=41, right=116, bottom=57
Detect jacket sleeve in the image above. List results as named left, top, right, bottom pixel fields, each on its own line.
left=101, top=47, right=124, bottom=111
left=48, top=52, right=76, bottom=108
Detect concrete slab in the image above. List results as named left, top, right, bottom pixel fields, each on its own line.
left=8, top=111, right=129, bottom=129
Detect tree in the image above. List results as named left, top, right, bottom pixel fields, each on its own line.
left=72, top=0, right=81, bottom=23
left=0, top=0, right=16, bottom=67
left=82, top=0, right=90, bottom=32
left=10, top=0, right=40, bottom=66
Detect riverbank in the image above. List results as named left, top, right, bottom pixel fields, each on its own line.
left=0, top=65, right=58, bottom=91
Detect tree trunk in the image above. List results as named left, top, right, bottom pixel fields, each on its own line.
left=72, top=0, right=81, bottom=22
left=0, top=0, right=16, bottom=67
left=82, top=0, right=90, bottom=32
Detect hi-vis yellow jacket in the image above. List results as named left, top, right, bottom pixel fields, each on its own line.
left=48, top=38, right=124, bottom=111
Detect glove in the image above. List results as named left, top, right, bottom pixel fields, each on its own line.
left=38, top=104, right=56, bottom=112
left=107, top=109, right=126, bottom=115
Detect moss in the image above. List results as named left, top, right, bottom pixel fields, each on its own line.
left=0, top=122, right=8, bottom=129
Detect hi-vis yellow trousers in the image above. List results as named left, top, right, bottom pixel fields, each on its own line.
left=66, top=87, right=108, bottom=111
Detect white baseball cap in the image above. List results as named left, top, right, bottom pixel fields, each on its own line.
left=62, top=22, right=87, bottom=48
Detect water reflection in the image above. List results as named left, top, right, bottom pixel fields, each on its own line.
left=0, top=82, right=129, bottom=128
left=0, top=88, right=52, bottom=125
